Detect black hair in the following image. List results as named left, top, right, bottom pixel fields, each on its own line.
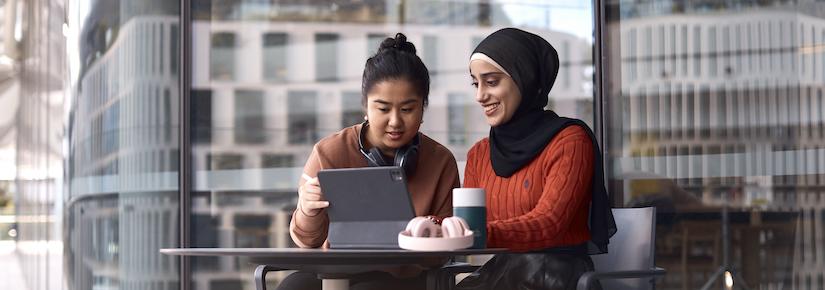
left=361, top=33, right=430, bottom=107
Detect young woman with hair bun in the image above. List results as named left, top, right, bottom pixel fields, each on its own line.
left=278, top=33, right=459, bottom=290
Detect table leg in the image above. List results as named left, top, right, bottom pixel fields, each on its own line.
left=321, top=279, right=349, bottom=290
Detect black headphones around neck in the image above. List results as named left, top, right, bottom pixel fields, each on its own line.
left=358, top=120, right=420, bottom=177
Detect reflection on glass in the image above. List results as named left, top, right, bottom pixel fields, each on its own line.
left=263, top=33, right=289, bottom=82
left=211, top=32, right=237, bottom=81
left=315, top=33, right=340, bottom=82
left=190, top=1, right=596, bottom=289
left=604, top=1, right=825, bottom=289
left=65, top=1, right=180, bottom=290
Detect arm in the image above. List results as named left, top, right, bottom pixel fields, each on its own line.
left=487, top=127, right=594, bottom=250
left=289, top=146, right=330, bottom=248
left=431, top=153, right=460, bottom=218
left=463, top=146, right=479, bottom=189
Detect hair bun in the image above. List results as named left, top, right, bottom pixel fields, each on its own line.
left=378, top=33, right=417, bottom=54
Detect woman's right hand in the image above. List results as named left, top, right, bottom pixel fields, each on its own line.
left=298, top=176, right=329, bottom=217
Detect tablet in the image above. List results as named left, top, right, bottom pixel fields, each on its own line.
left=317, top=166, right=416, bottom=248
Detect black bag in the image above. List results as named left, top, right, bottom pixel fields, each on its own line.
left=455, top=252, right=599, bottom=290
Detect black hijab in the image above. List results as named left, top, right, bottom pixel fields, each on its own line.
left=472, top=28, right=616, bottom=254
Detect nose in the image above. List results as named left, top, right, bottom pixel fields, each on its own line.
left=388, top=110, right=402, bottom=128
left=475, top=85, right=488, bottom=104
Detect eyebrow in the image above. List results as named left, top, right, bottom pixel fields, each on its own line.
left=480, top=72, right=506, bottom=78
left=470, top=72, right=506, bottom=79
left=373, top=99, right=420, bottom=105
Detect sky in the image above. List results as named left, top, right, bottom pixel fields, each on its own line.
left=501, top=0, right=593, bottom=41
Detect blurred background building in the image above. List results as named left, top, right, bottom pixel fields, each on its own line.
left=1, top=0, right=823, bottom=290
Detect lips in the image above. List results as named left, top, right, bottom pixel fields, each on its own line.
left=482, top=102, right=500, bottom=116
left=387, top=131, right=404, bottom=141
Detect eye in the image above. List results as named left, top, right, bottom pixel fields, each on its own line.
left=401, top=107, right=414, bottom=113
left=378, top=107, right=389, bottom=112
left=471, top=82, right=478, bottom=88
left=486, top=79, right=498, bottom=86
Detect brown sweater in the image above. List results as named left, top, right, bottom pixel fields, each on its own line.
left=464, top=125, right=594, bottom=252
left=290, top=124, right=460, bottom=248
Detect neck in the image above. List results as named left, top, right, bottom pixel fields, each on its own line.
left=362, top=123, right=395, bottom=158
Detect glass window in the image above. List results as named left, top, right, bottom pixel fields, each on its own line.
left=288, top=90, right=318, bottom=145
left=709, top=27, right=717, bottom=77
left=63, top=2, right=182, bottom=290
left=315, top=33, right=339, bottom=82
left=448, top=93, right=468, bottom=145
left=341, top=91, right=363, bottom=128
left=192, top=89, right=213, bottom=143
left=211, top=32, right=237, bottom=80
left=262, top=154, right=294, bottom=168
left=422, top=35, right=438, bottom=76
left=234, top=90, right=266, bottom=144
left=187, top=1, right=597, bottom=289
left=604, top=2, right=824, bottom=289
left=367, top=33, right=387, bottom=56
left=263, top=32, right=289, bottom=82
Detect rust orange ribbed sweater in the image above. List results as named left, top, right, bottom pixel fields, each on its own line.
left=464, top=125, right=594, bottom=252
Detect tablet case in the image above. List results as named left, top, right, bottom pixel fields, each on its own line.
left=317, top=166, right=416, bottom=249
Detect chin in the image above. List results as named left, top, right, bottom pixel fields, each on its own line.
left=485, top=117, right=503, bottom=127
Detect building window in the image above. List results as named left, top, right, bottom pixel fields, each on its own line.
left=263, top=32, right=289, bottom=82
left=448, top=93, right=468, bottom=145
left=234, top=90, right=266, bottom=144
left=315, top=33, right=339, bottom=82
left=367, top=33, right=387, bottom=56
left=644, top=26, right=653, bottom=78
left=341, top=91, right=363, bottom=128
left=288, top=91, right=318, bottom=144
left=709, top=27, right=717, bottom=77
left=693, top=26, right=701, bottom=77
left=210, top=32, right=236, bottom=80
left=262, top=154, right=294, bottom=168
left=422, top=35, right=438, bottom=75
left=191, top=89, right=213, bottom=144
left=207, top=153, right=245, bottom=170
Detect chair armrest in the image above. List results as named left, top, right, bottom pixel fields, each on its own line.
left=254, top=265, right=287, bottom=290
left=576, top=267, right=666, bottom=290
left=426, top=263, right=482, bottom=290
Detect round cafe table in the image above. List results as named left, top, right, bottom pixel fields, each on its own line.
left=161, top=247, right=504, bottom=290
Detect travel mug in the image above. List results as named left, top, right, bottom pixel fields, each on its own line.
left=452, top=188, right=486, bottom=249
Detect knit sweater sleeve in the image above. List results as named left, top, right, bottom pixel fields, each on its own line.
left=463, top=143, right=481, bottom=188
left=487, top=126, right=594, bottom=250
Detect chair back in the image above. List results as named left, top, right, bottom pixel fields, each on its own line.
left=590, top=207, right=657, bottom=290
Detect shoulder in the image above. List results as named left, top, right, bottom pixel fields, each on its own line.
left=419, top=133, right=457, bottom=163
left=548, top=124, right=591, bottom=148
left=466, top=137, right=490, bottom=160
left=539, top=124, right=594, bottom=165
left=314, top=125, right=361, bottom=157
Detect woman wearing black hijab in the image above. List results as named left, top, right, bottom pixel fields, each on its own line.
left=459, top=27, right=615, bottom=290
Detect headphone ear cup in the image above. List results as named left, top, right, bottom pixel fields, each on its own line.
left=395, top=135, right=419, bottom=176
left=441, top=217, right=469, bottom=238
left=405, top=217, right=441, bottom=237
left=367, top=147, right=388, bottom=166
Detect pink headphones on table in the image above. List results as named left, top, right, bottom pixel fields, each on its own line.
left=398, top=216, right=474, bottom=251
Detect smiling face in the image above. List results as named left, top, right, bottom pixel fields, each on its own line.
left=364, top=79, right=425, bottom=157
left=469, top=60, right=522, bottom=127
